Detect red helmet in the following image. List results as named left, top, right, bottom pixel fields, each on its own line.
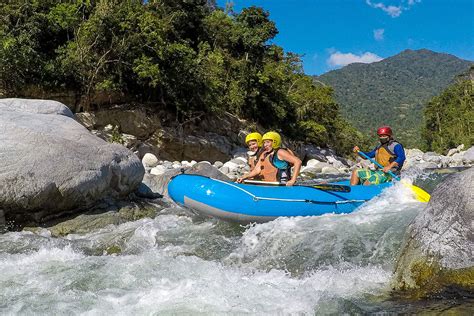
left=377, top=126, right=392, bottom=136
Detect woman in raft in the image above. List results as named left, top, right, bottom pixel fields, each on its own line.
left=237, top=131, right=302, bottom=186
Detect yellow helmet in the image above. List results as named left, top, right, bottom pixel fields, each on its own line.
left=245, top=132, right=263, bottom=147
left=262, top=131, right=281, bottom=149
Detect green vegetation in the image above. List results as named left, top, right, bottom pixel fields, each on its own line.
left=317, top=49, right=472, bottom=148
left=422, top=66, right=474, bottom=153
left=0, top=0, right=366, bottom=155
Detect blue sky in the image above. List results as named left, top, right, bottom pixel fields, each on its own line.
left=216, top=0, right=474, bottom=75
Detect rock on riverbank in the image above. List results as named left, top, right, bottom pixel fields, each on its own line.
left=392, top=167, right=474, bottom=298
left=0, top=98, right=144, bottom=227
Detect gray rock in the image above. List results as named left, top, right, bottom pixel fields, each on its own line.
left=326, top=156, right=347, bottom=169
left=0, top=209, right=5, bottom=231
left=219, top=166, right=230, bottom=174
left=449, top=152, right=465, bottom=167
left=463, top=146, right=474, bottom=164
left=213, top=161, right=224, bottom=168
left=313, top=162, right=334, bottom=170
left=75, top=112, right=97, bottom=129
left=422, top=152, right=442, bottom=164
left=136, top=183, right=163, bottom=199
left=0, top=98, right=144, bottom=225
left=300, top=145, right=328, bottom=162
left=142, top=153, right=159, bottom=168
left=405, top=148, right=424, bottom=159
left=229, top=158, right=247, bottom=166
left=321, top=166, right=342, bottom=174
left=439, top=156, right=452, bottom=168
left=416, top=162, right=439, bottom=169
left=232, top=147, right=248, bottom=159
left=223, top=161, right=240, bottom=173
left=300, top=166, right=322, bottom=174
left=306, top=159, right=323, bottom=168
left=446, top=148, right=457, bottom=157
left=142, top=162, right=229, bottom=197
left=150, top=165, right=167, bottom=175
left=392, top=167, right=474, bottom=298
left=0, top=98, right=74, bottom=117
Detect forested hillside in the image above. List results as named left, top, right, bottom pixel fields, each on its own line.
left=0, top=0, right=367, bottom=154
left=423, top=66, right=474, bottom=153
left=317, top=49, right=472, bottom=148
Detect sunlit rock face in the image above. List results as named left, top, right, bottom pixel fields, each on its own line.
left=0, top=98, right=144, bottom=226
left=392, top=167, right=474, bottom=298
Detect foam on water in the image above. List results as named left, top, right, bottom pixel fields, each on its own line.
left=0, top=182, right=428, bottom=314
left=0, top=242, right=392, bottom=315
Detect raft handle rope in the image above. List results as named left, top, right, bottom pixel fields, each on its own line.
left=213, top=179, right=368, bottom=205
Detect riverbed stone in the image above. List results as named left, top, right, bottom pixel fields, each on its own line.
left=142, top=153, right=159, bottom=168
left=422, top=152, right=442, bottom=164
left=416, top=162, right=439, bottom=169
left=449, top=152, right=465, bottom=167
left=150, top=165, right=167, bottom=176
left=321, top=166, right=343, bottom=174
left=392, top=167, right=474, bottom=298
left=0, top=98, right=144, bottom=226
left=463, top=146, right=474, bottom=164
left=406, top=149, right=424, bottom=160
left=223, top=161, right=240, bottom=173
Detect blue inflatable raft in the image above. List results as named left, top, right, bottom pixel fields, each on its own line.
left=167, top=174, right=392, bottom=223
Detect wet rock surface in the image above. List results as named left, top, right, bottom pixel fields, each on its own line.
left=392, top=167, right=474, bottom=298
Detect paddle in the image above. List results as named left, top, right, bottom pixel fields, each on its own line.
left=243, top=179, right=351, bottom=193
left=356, top=150, right=430, bottom=202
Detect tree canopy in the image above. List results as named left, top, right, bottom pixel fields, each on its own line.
left=422, top=66, right=474, bottom=153
left=0, top=0, right=367, bottom=154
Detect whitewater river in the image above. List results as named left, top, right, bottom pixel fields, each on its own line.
left=0, top=172, right=472, bottom=314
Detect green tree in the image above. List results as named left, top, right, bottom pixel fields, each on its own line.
left=0, top=0, right=367, bottom=156
left=422, top=66, right=474, bottom=153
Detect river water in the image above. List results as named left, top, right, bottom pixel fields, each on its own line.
left=1, top=172, right=472, bottom=314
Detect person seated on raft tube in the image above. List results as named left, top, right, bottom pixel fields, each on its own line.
left=350, top=125, right=406, bottom=185
left=245, top=132, right=263, bottom=172
left=237, top=131, right=302, bottom=186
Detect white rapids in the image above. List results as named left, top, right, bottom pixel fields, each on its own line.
left=0, top=182, right=424, bottom=314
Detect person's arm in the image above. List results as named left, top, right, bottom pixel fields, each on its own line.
left=277, top=150, right=302, bottom=186
left=364, top=148, right=377, bottom=158
left=237, top=159, right=262, bottom=183
left=353, top=146, right=376, bottom=158
left=393, top=144, right=406, bottom=165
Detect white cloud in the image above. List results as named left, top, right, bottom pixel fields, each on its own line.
left=366, top=0, right=421, bottom=18
left=327, top=51, right=383, bottom=67
left=374, top=28, right=385, bottom=41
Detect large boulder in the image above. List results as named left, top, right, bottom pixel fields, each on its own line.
left=392, top=167, right=474, bottom=298
left=0, top=98, right=144, bottom=226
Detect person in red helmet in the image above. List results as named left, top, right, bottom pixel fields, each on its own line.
left=350, top=126, right=406, bottom=185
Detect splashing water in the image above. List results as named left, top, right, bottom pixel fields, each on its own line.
left=0, top=174, right=468, bottom=314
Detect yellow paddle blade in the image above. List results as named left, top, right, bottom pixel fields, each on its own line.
left=400, top=180, right=430, bottom=202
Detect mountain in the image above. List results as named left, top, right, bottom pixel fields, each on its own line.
left=317, top=49, right=473, bottom=148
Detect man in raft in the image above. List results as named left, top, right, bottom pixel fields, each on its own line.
left=237, top=131, right=302, bottom=186
left=350, top=126, right=406, bottom=185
